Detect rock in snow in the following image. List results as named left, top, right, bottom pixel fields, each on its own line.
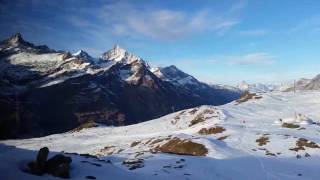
left=26, top=147, right=72, bottom=179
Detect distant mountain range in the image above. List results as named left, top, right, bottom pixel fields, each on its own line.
left=0, top=33, right=241, bottom=139
left=236, top=75, right=320, bottom=93
left=236, top=81, right=276, bottom=93
left=280, top=75, right=320, bottom=91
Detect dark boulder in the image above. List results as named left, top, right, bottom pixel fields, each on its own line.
left=36, top=147, right=49, bottom=172
left=46, top=154, right=72, bottom=172
left=26, top=147, right=72, bottom=179
left=28, top=147, right=49, bottom=175
left=50, top=163, right=70, bottom=179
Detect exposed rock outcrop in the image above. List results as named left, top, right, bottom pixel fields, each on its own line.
left=156, top=138, right=208, bottom=156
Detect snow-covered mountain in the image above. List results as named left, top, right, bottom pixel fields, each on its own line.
left=305, top=74, right=320, bottom=90
left=73, top=50, right=96, bottom=64
left=151, top=65, right=241, bottom=104
left=237, top=81, right=276, bottom=93
left=0, top=33, right=241, bottom=139
left=2, top=91, right=320, bottom=180
left=100, top=44, right=142, bottom=65
left=151, top=65, right=199, bottom=86
left=277, top=75, right=320, bottom=92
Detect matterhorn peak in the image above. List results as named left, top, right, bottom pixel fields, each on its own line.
left=237, top=81, right=250, bottom=91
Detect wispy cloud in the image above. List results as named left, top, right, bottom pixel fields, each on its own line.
left=227, top=0, right=248, bottom=14
left=228, top=53, right=275, bottom=65
left=238, top=29, right=269, bottom=36
left=67, top=15, right=92, bottom=27
left=289, top=16, right=320, bottom=34
left=65, top=1, right=243, bottom=41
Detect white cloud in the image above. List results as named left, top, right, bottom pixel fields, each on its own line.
left=228, top=53, right=275, bottom=65
left=96, top=2, right=241, bottom=40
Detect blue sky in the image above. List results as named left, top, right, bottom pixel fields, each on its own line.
left=1, top=0, right=320, bottom=84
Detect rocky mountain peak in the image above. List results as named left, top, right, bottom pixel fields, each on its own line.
left=167, top=65, right=178, bottom=70
left=71, top=50, right=97, bottom=64
left=8, top=33, right=24, bottom=44
left=161, top=65, right=191, bottom=79
left=1, top=33, right=53, bottom=54
left=73, top=49, right=87, bottom=56
left=5, top=33, right=33, bottom=47
left=113, top=44, right=121, bottom=51
left=154, top=65, right=198, bottom=86
left=100, top=44, right=142, bottom=65
left=73, top=49, right=91, bottom=59
left=111, top=44, right=126, bottom=57
left=313, top=74, right=320, bottom=80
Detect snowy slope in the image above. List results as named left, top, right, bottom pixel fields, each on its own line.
left=1, top=91, right=320, bottom=180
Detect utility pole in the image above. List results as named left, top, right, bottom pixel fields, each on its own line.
left=293, top=80, right=296, bottom=94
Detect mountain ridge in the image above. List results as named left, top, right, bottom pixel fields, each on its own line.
left=0, top=33, right=241, bottom=139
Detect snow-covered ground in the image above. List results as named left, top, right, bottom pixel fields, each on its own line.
left=1, top=91, right=320, bottom=180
